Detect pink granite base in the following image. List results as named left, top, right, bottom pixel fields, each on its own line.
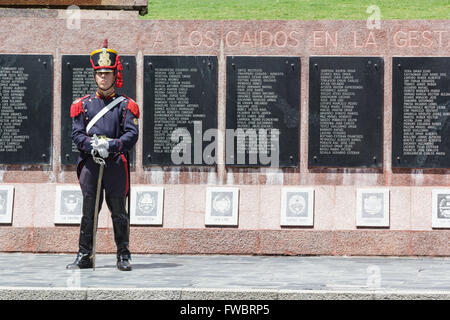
left=1, top=227, right=448, bottom=256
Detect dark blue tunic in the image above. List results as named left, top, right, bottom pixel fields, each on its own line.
left=71, top=92, right=139, bottom=198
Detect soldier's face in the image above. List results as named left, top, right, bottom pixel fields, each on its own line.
left=95, top=71, right=115, bottom=90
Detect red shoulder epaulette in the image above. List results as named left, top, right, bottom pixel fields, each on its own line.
left=124, top=96, right=140, bottom=118
left=70, top=95, right=90, bottom=118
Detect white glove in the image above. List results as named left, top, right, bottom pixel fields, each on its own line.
left=93, top=137, right=109, bottom=150
left=96, top=146, right=109, bottom=158
left=91, top=135, right=110, bottom=158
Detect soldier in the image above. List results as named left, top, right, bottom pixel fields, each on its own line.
left=66, top=40, right=139, bottom=271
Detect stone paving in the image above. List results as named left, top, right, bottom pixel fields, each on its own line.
left=0, top=253, right=449, bottom=299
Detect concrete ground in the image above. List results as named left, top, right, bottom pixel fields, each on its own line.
left=0, top=253, right=449, bottom=300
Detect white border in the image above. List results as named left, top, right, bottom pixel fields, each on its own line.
left=0, top=185, right=14, bottom=224
left=130, top=186, right=164, bottom=225
left=356, top=188, right=390, bottom=227
left=432, top=189, right=450, bottom=229
left=205, top=187, right=239, bottom=226
left=280, top=188, right=314, bottom=226
left=54, top=185, right=83, bottom=225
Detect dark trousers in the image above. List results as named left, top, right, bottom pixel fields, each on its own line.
left=77, top=154, right=130, bottom=258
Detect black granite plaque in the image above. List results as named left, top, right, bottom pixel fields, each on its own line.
left=61, top=55, right=136, bottom=165
left=308, top=57, right=384, bottom=168
left=392, top=57, right=450, bottom=168
left=143, top=56, right=218, bottom=166
left=0, top=54, right=52, bottom=164
left=226, top=56, right=300, bottom=168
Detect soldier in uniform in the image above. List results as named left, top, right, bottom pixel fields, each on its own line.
left=66, top=40, right=139, bottom=271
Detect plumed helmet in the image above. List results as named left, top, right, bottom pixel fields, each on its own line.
left=89, top=39, right=123, bottom=88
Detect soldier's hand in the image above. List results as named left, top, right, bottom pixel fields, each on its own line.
left=91, top=135, right=109, bottom=158
left=97, top=146, right=109, bottom=158
left=91, top=134, right=99, bottom=148
left=96, top=138, right=109, bottom=150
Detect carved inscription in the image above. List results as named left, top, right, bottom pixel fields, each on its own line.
left=128, top=28, right=450, bottom=50
left=0, top=66, right=29, bottom=153
left=226, top=56, right=300, bottom=167
left=0, top=55, right=52, bottom=164
left=309, top=57, right=383, bottom=168
left=235, top=67, right=281, bottom=154
left=143, top=55, right=218, bottom=166
left=318, top=68, right=363, bottom=155
left=392, top=57, right=450, bottom=168
left=153, top=67, right=199, bottom=155
left=402, top=69, right=446, bottom=156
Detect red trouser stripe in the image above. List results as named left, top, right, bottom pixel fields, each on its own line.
left=121, top=154, right=129, bottom=198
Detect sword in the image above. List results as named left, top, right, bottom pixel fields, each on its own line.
left=91, top=135, right=106, bottom=271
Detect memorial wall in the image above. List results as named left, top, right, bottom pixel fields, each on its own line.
left=0, top=10, right=448, bottom=255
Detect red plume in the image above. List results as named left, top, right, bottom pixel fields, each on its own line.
left=102, top=39, right=108, bottom=48
left=115, top=57, right=123, bottom=88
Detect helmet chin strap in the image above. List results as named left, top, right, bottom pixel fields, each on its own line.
left=95, top=73, right=117, bottom=94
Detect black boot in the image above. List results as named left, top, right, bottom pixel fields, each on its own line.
left=117, top=254, right=132, bottom=271
left=66, top=252, right=93, bottom=269
left=78, top=196, right=100, bottom=255
left=67, top=196, right=99, bottom=269
left=106, top=196, right=132, bottom=271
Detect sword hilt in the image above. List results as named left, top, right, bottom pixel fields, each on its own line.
left=91, top=134, right=106, bottom=166
left=92, top=153, right=106, bottom=166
